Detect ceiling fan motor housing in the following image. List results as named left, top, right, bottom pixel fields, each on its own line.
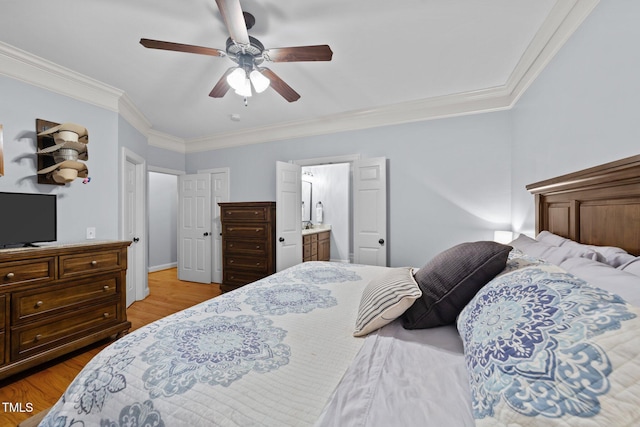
left=226, top=36, right=265, bottom=67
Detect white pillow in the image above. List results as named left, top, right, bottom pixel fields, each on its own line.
left=537, top=230, right=633, bottom=267
left=559, top=257, right=640, bottom=307
left=620, top=258, right=640, bottom=277
left=510, top=234, right=601, bottom=265
left=354, top=267, right=422, bottom=337
left=536, top=230, right=569, bottom=246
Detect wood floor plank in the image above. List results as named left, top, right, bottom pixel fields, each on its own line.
left=0, top=268, right=220, bottom=426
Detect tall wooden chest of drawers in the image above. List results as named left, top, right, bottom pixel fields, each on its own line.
left=219, top=202, right=276, bottom=293
left=0, top=241, right=131, bottom=379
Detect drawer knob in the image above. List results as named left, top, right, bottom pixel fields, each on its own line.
left=256, top=245, right=260, bottom=249
left=34, top=334, right=42, bottom=342
left=91, top=260, right=98, bottom=266
left=103, top=285, right=110, bottom=291
left=6, top=272, right=15, bottom=279
left=229, top=259, right=234, bottom=264
left=256, top=228, right=260, bottom=232
left=103, top=312, right=110, bottom=318
left=254, top=211, right=259, bottom=215
left=229, top=227, right=234, bottom=232
left=35, top=301, right=43, bottom=308
left=256, top=262, right=261, bottom=266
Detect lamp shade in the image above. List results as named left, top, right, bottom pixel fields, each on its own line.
left=250, top=69, right=270, bottom=93
left=234, top=77, right=252, bottom=97
left=226, top=68, right=247, bottom=91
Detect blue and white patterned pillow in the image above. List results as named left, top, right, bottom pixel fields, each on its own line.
left=457, top=263, right=640, bottom=425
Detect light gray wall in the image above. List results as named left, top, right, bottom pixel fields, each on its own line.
left=511, top=0, right=640, bottom=236
left=0, top=75, right=120, bottom=244
left=148, top=171, right=178, bottom=270
left=187, top=112, right=512, bottom=267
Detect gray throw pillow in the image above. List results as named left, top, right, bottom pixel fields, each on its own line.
left=402, top=241, right=512, bottom=329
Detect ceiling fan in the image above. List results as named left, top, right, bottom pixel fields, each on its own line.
left=140, top=0, right=333, bottom=103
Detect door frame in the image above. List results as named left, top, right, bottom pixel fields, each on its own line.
left=293, top=154, right=361, bottom=263
left=198, top=167, right=230, bottom=283
left=120, top=147, right=148, bottom=302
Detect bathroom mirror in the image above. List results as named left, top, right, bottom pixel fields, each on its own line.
left=302, top=180, right=312, bottom=222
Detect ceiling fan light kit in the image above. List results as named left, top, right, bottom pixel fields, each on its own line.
left=140, top=0, right=332, bottom=103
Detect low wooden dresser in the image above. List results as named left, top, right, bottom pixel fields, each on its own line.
left=0, top=240, right=131, bottom=379
left=219, top=202, right=276, bottom=293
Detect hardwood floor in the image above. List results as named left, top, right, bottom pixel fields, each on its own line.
left=0, top=268, right=221, bottom=426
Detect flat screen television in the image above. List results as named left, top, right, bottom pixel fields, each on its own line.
left=0, top=192, right=57, bottom=248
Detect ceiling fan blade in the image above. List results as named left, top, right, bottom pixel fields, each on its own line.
left=140, top=38, right=225, bottom=57
left=215, top=0, right=250, bottom=46
left=209, top=68, right=235, bottom=98
left=261, top=68, right=300, bottom=102
left=264, top=45, right=333, bottom=62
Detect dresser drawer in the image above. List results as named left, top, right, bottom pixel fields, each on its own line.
left=59, top=250, right=122, bottom=278
left=11, top=301, right=119, bottom=360
left=223, top=224, right=268, bottom=239
left=225, top=256, right=269, bottom=273
left=0, top=258, right=55, bottom=286
left=223, top=270, right=267, bottom=287
left=224, top=240, right=268, bottom=255
left=13, top=276, right=118, bottom=323
left=222, top=206, right=270, bottom=221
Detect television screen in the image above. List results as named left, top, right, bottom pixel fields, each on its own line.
left=0, top=192, right=57, bottom=247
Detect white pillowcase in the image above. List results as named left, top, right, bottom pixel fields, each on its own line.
left=354, top=267, right=422, bottom=337
left=620, top=258, right=640, bottom=277
left=510, top=234, right=601, bottom=265
left=536, top=230, right=634, bottom=267
left=559, top=257, right=640, bottom=307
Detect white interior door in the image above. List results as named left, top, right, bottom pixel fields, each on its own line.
left=210, top=169, right=229, bottom=283
left=124, top=159, right=138, bottom=307
left=178, top=174, right=212, bottom=283
left=121, top=148, right=147, bottom=306
left=276, top=161, right=302, bottom=271
left=353, top=157, right=387, bottom=266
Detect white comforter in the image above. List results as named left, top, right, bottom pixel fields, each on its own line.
left=39, top=262, right=385, bottom=427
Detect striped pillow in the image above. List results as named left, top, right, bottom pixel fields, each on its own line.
left=354, top=267, right=422, bottom=337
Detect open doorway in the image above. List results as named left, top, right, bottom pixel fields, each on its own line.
left=148, top=170, right=179, bottom=272
left=300, top=163, right=352, bottom=262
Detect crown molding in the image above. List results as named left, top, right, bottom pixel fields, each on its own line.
left=148, top=129, right=186, bottom=153
left=185, top=86, right=512, bottom=152
left=506, top=0, right=599, bottom=106
left=0, top=0, right=598, bottom=154
left=0, top=41, right=123, bottom=111
left=118, top=93, right=152, bottom=136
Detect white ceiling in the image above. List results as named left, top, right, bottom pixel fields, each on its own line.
left=0, top=0, right=594, bottom=148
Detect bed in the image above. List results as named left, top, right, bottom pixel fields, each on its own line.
left=37, top=155, right=640, bottom=427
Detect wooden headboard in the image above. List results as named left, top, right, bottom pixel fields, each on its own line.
left=527, top=154, right=640, bottom=256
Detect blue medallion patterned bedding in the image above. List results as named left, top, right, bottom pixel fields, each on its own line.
left=39, top=262, right=386, bottom=427
left=458, top=252, right=640, bottom=426
left=38, top=250, right=640, bottom=427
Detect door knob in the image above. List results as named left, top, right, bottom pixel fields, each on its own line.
left=379, top=239, right=385, bottom=245
left=133, top=237, right=140, bottom=243
left=279, top=237, right=285, bottom=242
left=204, top=232, right=210, bottom=236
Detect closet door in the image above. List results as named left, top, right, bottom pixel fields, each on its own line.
left=353, top=157, right=387, bottom=266
left=178, top=174, right=212, bottom=283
